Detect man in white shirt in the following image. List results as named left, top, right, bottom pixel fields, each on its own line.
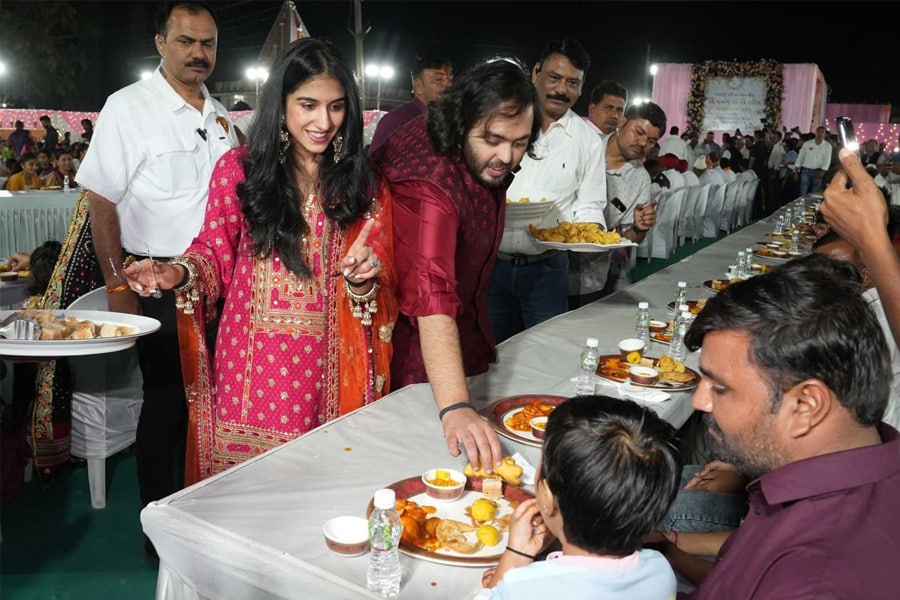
left=658, top=126, right=688, bottom=161
left=488, top=39, right=606, bottom=343
left=76, top=0, right=238, bottom=560
left=793, top=127, right=831, bottom=196
left=586, top=80, right=626, bottom=141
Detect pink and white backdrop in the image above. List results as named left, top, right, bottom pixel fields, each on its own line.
left=651, top=62, right=897, bottom=148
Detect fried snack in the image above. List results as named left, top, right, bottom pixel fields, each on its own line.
left=657, top=355, right=687, bottom=373
left=659, top=371, right=694, bottom=384
left=436, top=519, right=482, bottom=554
left=503, top=400, right=555, bottom=432
left=599, top=357, right=630, bottom=380
left=529, top=222, right=622, bottom=245
left=19, top=309, right=137, bottom=340
left=396, top=497, right=441, bottom=552
left=464, top=456, right=523, bottom=486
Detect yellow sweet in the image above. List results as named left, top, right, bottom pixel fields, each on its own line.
left=476, top=524, right=500, bottom=547
left=626, top=351, right=642, bottom=364
left=471, top=498, right=497, bottom=522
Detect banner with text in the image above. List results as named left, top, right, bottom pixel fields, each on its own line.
left=703, top=77, right=767, bottom=132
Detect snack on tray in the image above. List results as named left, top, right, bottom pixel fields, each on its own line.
left=19, top=309, right=137, bottom=340
left=529, top=221, right=622, bottom=245
left=464, top=456, right=523, bottom=486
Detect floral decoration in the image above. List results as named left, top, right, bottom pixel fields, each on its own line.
left=686, top=59, right=784, bottom=136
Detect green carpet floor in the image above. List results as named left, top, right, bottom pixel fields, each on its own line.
left=0, top=231, right=729, bottom=600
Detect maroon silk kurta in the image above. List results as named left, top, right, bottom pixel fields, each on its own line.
left=372, top=115, right=507, bottom=387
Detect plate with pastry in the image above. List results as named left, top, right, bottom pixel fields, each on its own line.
left=596, top=354, right=699, bottom=391
left=0, top=309, right=160, bottom=358
left=366, top=474, right=533, bottom=567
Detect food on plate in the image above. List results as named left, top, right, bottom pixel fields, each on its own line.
left=481, top=477, right=503, bottom=500
left=529, top=221, right=622, bottom=245
left=464, top=456, right=523, bottom=485
left=16, top=309, right=137, bottom=340
left=656, top=355, right=686, bottom=374
left=506, top=196, right=548, bottom=204
left=503, top=400, right=555, bottom=432
left=436, top=519, right=482, bottom=554
left=626, top=350, right=642, bottom=364
left=396, top=497, right=441, bottom=552
left=651, top=332, right=673, bottom=343
left=0, top=263, right=9, bottom=272
left=659, top=370, right=695, bottom=384
left=599, top=356, right=631, bottom=380
left=470, top=498, right=497, bottom=522
left=476, top=524, right=501, bottom=547
left=427, top=469, right=462, bottom=487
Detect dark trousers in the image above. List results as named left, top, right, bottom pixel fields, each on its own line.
left=134, top=289, right=187, bottom=510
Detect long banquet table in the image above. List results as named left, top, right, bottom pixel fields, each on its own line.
left=141, top=200, right=808, bottom=600
left=0, top=190, right=79, bottom=260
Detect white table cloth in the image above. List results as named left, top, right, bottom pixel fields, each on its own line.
left=141, top=201, right=810, bottom=600
left=0, top=190, right=78, bottom=260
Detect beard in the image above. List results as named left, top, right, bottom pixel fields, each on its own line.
left=703, top=413, right=785, bottom=481
left=462, top=141, right=512, bottom=189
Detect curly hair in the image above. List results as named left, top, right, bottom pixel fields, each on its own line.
left=426, top=57, right=539, bottom=159
left=238, top=38, right=374, bottom=278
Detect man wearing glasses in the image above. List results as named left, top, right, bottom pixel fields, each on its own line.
left=487, top=39, right=607, bottom=344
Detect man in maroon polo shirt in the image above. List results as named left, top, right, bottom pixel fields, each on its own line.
left=371, top=58, right=538, bottom=473
left=676, top=253, right=900, bottom=599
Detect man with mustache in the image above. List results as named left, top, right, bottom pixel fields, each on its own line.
left=487, top=39, right=607, bottom=343
left=671, top=253, right=900, bottom=598
left=586, top=79, right=627, bottom=141
left=372, top=58, right=538, bottom=475
left=76, top=0, right=237, bottom=560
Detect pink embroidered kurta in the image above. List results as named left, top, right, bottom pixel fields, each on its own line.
left=179, top=148, right=396, bottom=477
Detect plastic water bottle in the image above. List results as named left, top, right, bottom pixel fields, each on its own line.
left=669, top=311, right=692, bottom=362
left=735, top=251, right=747, bottom=279
left=669, top=281, right=687, bottom=323
left=784, top=207, right=793, bottom=229
left=789, top=231, right=800, bottom=254
left=575, top=337, right=600, bottom=396
left=367, top=488, right=402, bottom=598
left=63, top=175, right=70, bottom=193
left=774, top=215, right=784, bottom=235
left=635, top=302, right=651, bottom=348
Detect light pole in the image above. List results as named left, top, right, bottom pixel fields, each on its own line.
left=245, top=67, right=269, bottom=107
left=365, top=64, right=394, bottom=112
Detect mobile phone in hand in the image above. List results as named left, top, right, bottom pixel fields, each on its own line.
left=835, top=116, right=858, bottom=152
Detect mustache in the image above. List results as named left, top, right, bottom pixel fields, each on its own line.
left=546, top=93, right=571, bottom=104
left=186, top=58, right=211, bottom=69
left=486, top=159, right=511, bottom=172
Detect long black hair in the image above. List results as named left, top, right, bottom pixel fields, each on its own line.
left=238, top=38, right=373, bottom=277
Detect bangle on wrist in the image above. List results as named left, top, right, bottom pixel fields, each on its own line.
left=438, top=401, right=476, bottom=421
left=106, top=283, right=130, bottom=294
left=505, top=547, right=535, bottom=560
left=168, top=258, right=196, bottom=292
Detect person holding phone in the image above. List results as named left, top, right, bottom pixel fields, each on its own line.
left=569, top=102, right=666, bottom=306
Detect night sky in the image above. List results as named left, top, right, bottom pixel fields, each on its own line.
left=2, top=1, right=898, bottom=115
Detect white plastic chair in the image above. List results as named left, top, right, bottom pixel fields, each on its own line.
left=678, top=185, right=704, bottom=245
left=719, top=181, right=744, bottom=234
left=66, top=287, right=144, bottom=509
left=650, top=187, right=686, bottom=259
left=636, top=189, right=671, bottom=261
left=691, top=184, right=712, bottom=243
left=737, top=178, right=761, bottom=228
left=703, top=184, right=726, bottom=238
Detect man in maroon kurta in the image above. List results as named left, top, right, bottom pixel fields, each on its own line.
left=371, top=58, right=537, bottom=472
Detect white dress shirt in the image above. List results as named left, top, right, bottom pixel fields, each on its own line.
left=794, top=139, right=832, bottom=172
left=77, top=67, right=239, bottom=257
left=767, top=141, right=785, bottom=170
left=864, top=288, right=900, bottom=429
left=502, top=109, right=607, bottom=254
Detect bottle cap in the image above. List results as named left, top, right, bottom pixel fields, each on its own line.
left=586, top=337, right=599, bottom=347
left=373, top=488, right=396, bottom=510
left=638, top=301, right=649, bottom=309
left=677, top=281, right=686, bottom=287
left=679, top=303, right=689, bottom=311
